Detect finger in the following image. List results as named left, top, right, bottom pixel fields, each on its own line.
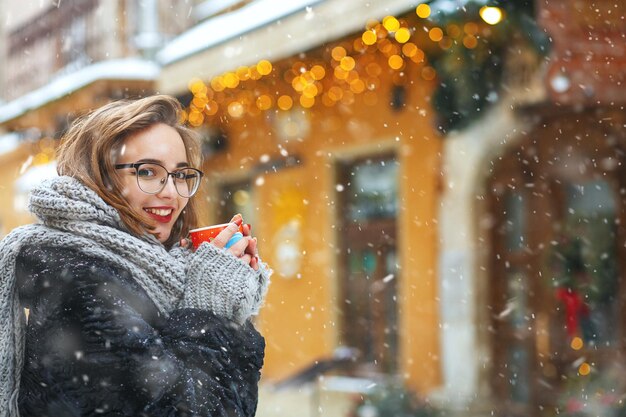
left=242, top=223, right=251, bottom=237
left=245, top=237, right=257, bottom=256
left=230, top=213, right=243, bottom=223
left=227, top=235, right=249, bottom=257
left=213, top=221, right=241, bottom=248
left=179, top=238, right=189, bottom=248
left=239, top=253, right=253, bottom=266
left=249, top=256, right=259, bottom=271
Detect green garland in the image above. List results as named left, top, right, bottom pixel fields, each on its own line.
left=425, top=0, right=549, bottom=132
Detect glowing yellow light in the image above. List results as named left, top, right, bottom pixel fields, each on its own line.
left=402, top=42, right=418, bottom=57
left=189, top=78, right=206, bottom=94
left=416, top=4, right=431, bottom=18
left=188, top=110, right=204, bottom=127
left=421, top=66, right=436, bottom=81
left=480, top=6, right=503, bottom=25
left=578, top=362, right=591, bottom=376
left=277, top=95, right=293, bottom=110
left=394, top=27, right=411, bottom=44
left=236, top=66, right=250, bottom=81
left=311, top=65, right=326, bottom=80
left=350, top=79, right=366, bottom=94
left=362, top=30, right=377, bottom=46
left=388, top=55, right=404, bottom=70
left=303, top=83, right=319, bottom=98
left=227, top=102, right=245, bottom=118
left=429, top=27, right=444, bottom=42
left=382, top=16, right=400, bottom=32
left=340, top=56, right=356, bottom=71
left=299, top=95, right=315, bottom=108
left=249, top=66, right=262, bottom=80
left=302, top=72, right=315, bottom=84
left=223, top=72, right=239, bottom=89
left=331, top=46, right=347, bottom=61
left=463, top=35, right=478, bottom=49
left=256, top=60, right=273, bottom=76
left=365, top=62, right=382, bottom=77
left=334, top=66, right=348, bottom=80
left=328, top=86, right=343, bottom=101
left=570, top=337, right=584, bottom=351
left=292, top=76, right=307, bottom=92
left=210, top=76, right=225, bottom=92
left=192, top=95, right=208, bottom=108
left=353, top=38, right=367, bottom=52
left=205, top=100, right=218, bottom=116
left=256, top=95, right=272, bottom=110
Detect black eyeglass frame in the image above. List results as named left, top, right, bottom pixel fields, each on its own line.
left=115, top=162, right=205, bottom=198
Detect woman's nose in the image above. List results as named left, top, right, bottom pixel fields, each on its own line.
left=157, top=175, right=177, bottom=197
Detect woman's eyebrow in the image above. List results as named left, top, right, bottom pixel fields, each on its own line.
left=135, top=158, right=189, bottom=168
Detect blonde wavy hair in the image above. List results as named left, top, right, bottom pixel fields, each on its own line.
left=56, top=95, right=202, bottom=247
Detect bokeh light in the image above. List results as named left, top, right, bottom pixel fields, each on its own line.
left=394, top=27, right=411, bottom=43
left=277, top=95, right=293, bottom=110
left=429, top=27, right=444, bottom=42
left=382, top=16, right=400, bottom=32
left=256, top=95, right=272, bottom=110
left=388, top=55, right=404, bottom=70
left=256, top=60, right=273, bottom=75
left=331, top=46, right=347, bottom=61
left=480, top=6, right=503, bottom=25
left=362, top=30, right=377, bottom=45
left=340, top=56, right=356, bottom=71
left=416, top=4, right=431, bottom=18
left=578, top=362, right=591, bottom=376
left=227, top=101, right=245, bottom=118
left=570, top=337, right=583, bottom=351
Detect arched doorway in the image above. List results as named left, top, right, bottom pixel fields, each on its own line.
left=487, top=110, right=626, bottom=415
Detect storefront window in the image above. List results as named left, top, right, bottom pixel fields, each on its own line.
left=338, top=155, right=399, bottom=373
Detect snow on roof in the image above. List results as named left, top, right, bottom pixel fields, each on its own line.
left=430, top=0, right=488, bottom=13
left=157, top=0, right=326, bottom=65
left=15, top=160, right=58, bottom=193
left=0, top=132, right=21, bottom=156
left=0, top=58, right=160, bottom=124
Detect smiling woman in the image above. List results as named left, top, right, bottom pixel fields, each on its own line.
left=0, top=95, right=271, bottom=417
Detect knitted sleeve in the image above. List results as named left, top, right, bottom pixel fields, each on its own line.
left=179, top=243, right=271, bottom=325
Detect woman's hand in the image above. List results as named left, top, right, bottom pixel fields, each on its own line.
left=211, top=214, right=259, bottom=271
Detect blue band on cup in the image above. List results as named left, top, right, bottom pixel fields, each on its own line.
left=225, top=232, right=244, bottom=249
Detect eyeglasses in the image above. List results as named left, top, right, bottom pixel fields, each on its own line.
left=115, top=162, right=204, bottom=198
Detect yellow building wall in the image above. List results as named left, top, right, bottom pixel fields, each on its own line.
left=196, top=72, right=442, bottom=392
left=0, top=145, right=38, bottom=235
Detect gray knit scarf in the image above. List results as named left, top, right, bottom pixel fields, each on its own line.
left=0, top=176, right=190, bottom=416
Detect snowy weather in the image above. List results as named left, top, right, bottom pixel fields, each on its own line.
left=0, top=0, right=625, bottom=416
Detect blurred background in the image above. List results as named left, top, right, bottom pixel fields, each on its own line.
left=0, top=0, right=625, bottom=416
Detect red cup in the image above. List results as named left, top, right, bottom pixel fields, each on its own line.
left=188, top=223, right=248, bottom=250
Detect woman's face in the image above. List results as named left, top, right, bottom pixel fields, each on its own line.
left=116, top=123, right=191, bottom=243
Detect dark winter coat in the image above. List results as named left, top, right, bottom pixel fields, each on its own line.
left=16, top=244, right=265, bottom=417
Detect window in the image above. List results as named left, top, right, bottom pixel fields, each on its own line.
left=337, top=155, right=399, bottom=373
